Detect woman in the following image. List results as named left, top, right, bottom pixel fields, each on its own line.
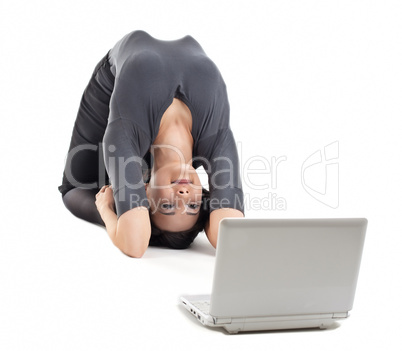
left=58, top=30, right=244, bottom=257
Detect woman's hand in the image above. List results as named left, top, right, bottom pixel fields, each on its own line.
left=95, top=185, right=115, bottom=214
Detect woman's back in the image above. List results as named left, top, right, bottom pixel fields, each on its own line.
left=107, top=30, right=230, bottom=145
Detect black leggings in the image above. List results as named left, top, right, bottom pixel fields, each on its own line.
left=58, top=51, right=115, bottom=227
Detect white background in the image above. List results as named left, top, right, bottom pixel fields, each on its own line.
left=1, top=1, right=401, bottom=350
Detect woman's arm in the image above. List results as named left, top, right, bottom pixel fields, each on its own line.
left=204, top=208, right=244, bottom=248
left=199, top=128, right=245, bottom=248
left=96, top=186, right=151, bottom=258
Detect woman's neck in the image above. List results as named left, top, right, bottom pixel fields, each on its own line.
left=151, top=98, right=193, bottom=170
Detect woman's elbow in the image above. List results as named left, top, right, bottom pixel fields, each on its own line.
left=122, top=249, right=146, bottom=259
left=115, top=208, right=151, bottom=258
left=120, top=243, right=148, bottom=258
left=119, top=235, right=150, bottom=258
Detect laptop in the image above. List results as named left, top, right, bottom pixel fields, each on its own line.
left=180, top=218, right=367, bottom=334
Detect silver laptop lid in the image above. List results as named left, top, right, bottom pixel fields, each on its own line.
left=209, top=218, right=367, bottom=319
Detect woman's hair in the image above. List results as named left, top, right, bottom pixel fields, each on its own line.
left=148, top=188, right=210, bottom=249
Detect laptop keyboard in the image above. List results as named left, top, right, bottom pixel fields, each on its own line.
left=191, top=300, right=210, bottom=315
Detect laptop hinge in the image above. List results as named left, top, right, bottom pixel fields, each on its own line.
left=213, top=316, right=232, bottom=325
left=332, top=312, right=349, bottom=319
left=213, top=313, right=348, bottom=324
left=214, top=313, right=348, bottom=324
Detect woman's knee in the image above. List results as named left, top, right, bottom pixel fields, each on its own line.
left=61, top=187, right=105, bottom=227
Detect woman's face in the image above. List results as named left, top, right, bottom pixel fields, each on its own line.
left=145, top=162, right=203, bottom=232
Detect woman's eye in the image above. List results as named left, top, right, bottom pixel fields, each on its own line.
left=161, top=203, right=174, bottom=210
left=187, top=203, right=200, bottom=210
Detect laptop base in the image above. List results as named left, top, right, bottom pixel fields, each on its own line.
left=181, top=295, right=347, bottom=334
